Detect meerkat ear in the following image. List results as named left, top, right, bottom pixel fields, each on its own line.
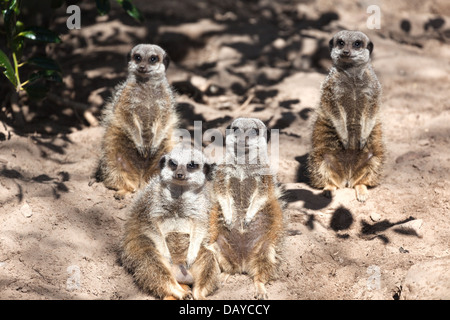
left=264, top=127, right=270, bottom=143
left=204, top=162, right=216, bottom=181
left=225, top=123, right=233, bottom=136
left=367, top=41, right=374, bottom=54
left=328, top=38, right=334, bottom=52
left=159, top=155, right=166, bottom=169
left=163, top=53, right=170, bottom=70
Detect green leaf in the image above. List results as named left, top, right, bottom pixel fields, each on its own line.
left=96, top=0, right=110, bottom=15
left=7, top=0, right=18, bottom=12
left=17, top=27, right=62, bottom=43
left=3, top=6, right=17, bottom=46
left=27, top=56, right=61, bottom=71
left=28, top=69, right=62, bottom=83
left=1, top=0, right=19, bottom=20
left=115, top=0, right=143, bottom=22
left=24, top=82, right=49, bottom=100
left=15, top=20, right=24, bottom=33
left=0, top=49, right=18, bottom=87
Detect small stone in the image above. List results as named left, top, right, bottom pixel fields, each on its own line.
left=273, top=38, right=287, bottom=50
left=190, top=75, right=209, bottom=92
left=370, top=212, right=381, bottom=222
left=20, top=202, right=33, bottom=218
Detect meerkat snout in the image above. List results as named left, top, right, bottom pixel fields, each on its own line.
left=128, top=44, right=170, bottom=79
left=329, top=30, right=373, bottom=67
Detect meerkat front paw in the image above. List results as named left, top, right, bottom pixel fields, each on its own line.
left=360, top=138, right=368, bottom=150
left=355, top=184, right=368, bottom=202
left=341, top=138, right=349, bottom=150
left=136, top=145, right=150, bottom=158
left=186, top=255, right=197, bottom=269
left=223, top=216, right=233, bottom=229
left=164, top=254, right=173, bottom=265
left=244, top=214, right=257, bottom=227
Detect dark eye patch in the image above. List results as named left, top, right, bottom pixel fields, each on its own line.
left=168, top=159, right=177, bottom=168
left=149, top=55, right=159, bottom=64
left=338, top=40, right=345, bottom=46
left=133, top=54, right=142, bottom=62
left=232, top=127, right=242, bottom=135
left=353, top=40, right=362, bottom=48
left=187, top=161, right=199, bottom=170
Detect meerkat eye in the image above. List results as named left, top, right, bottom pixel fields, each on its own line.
left=354, top=41, right=362, bottom=48
left=168, top=159, right=177, bottom=168
left=248, top=128, right=259, bottom=136
left=133, top=54, right=142, bottom=62
left=338, top=40, right=345, bottom=46
left=149, top=55, right=159, bottom=64
left=187, top=162, right=199, bottom=170
left=232, top=127, right=242, bottom=135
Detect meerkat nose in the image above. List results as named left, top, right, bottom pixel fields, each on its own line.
left=175, top=168, right=186, bottom=179
left=343, top=50, right=351, bottom=56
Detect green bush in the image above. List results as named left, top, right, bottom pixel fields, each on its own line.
left=0, top=0, right=142, bottom=100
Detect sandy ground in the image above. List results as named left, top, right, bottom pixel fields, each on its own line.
left=1, top=0, right=449, bottom=300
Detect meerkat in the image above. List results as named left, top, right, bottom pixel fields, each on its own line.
left=207, top=117, right=286, bottom=300
left=97, top=44, right=179, bottom=199
left=120, top=144, right=220, bottom=300
left=307, top=30, right=386, bottom=202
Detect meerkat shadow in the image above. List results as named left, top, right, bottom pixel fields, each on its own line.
left=283, top=154, right=332, bottom=211
left=93, top=162, right=103, bottom=183
left=295, top=154, right=311, bottom=185
left=285, top=188, right=332, bottom=211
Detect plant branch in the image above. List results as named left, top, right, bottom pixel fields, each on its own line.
left=12, top=52, right=22, bottom=92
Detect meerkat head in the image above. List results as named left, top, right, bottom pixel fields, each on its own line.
left=127, top=44, right=170, bottom=80
left=225, top=117, right=269, bottom=165
left=329, top=30, right=373, bottom=67
left=159, top=144, right=213, bottom=189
